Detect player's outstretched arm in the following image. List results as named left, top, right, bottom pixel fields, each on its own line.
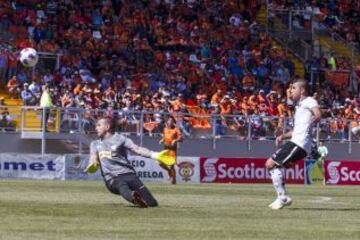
left=123, top=137, right=175, bottom=166
left=84, top=142, right=100, bottom=173
left=123, top=137, right=157, bottom=159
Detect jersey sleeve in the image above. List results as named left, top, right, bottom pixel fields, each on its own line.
left=123, top=137, right=154, bottom=158
left=306, top=98, right=319, bottom=110
left=89, top=141, right=97, bottom=156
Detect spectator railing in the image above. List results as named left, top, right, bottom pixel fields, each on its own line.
left=20, top=106, right=61, bottom=132
left=2, top=106, right=357, bottom=154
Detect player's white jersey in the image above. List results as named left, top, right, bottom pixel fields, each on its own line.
left=290, top=96, right=319, bottom=152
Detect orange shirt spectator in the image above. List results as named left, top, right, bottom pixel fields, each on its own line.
left=160, top=117, right=182, bottom=159
left=163, top=126, right=182, bottom=150
left=211, top=90, right=222, bottom=106
left=159, top=116, right=181, bottom=184
left=61, top=92, right=73, bottom=108
left=82, top=84, right=93, bottom=94
left=330, top=119, right=338, bottom=134
left=172, top=96, right=185, bottom=112
left=220, top=97, right=232, bottom=114
left=241, top=97, right=250, bottom=115
left=7, top=76, right=19, bottom=92
left=73, top=84, right=82, bottom=95
left=248, top=94, right=258, bottom=110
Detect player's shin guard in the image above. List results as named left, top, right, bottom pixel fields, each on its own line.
left=269, top=167, right=287, bottom=198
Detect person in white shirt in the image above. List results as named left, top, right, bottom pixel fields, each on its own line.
left=317, top=141, right=328, bottom=173
left=29, top=80, right=41, bottom=102
left=317, top=141, right=328, bottom=161
left=265, top=80, right=321, bottom=210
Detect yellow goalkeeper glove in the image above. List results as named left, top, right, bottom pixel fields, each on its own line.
left=84, top=162, right=99, bottom=174
left=151, top=150, right=176, bottom=166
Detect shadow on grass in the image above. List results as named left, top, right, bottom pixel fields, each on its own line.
left=288, top=207, right=360, bottom=211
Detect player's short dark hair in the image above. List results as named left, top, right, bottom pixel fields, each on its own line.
left=294, top=79, right=308, bottom=95
left=100, top=117, right=116, bottom=133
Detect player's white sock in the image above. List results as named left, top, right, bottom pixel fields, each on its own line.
left=269, top=168, right=287, bottom=199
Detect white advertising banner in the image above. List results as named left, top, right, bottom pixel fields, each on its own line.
left=129, top=155, right=169, bottom=183
left=0, top=153, right=65, bottom=180
left=65, top=154, right=102, bottom=180
left=65, top=154, right=200, bottom=183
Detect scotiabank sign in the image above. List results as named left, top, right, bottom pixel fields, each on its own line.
left=325, top=160, right=360, bottom=185
left=200, top=158, right=304, bottom=184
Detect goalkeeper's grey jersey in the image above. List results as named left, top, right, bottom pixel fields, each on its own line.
left=90, top=133, right=153, bottom=181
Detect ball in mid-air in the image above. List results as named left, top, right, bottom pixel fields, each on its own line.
left=20, top=48, right=39, bottom=68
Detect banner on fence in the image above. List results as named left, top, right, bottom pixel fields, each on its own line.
left=200, top=157, right=305, bottom=184
left=0, top=153, right=65, bottom=180
left=176, top=156, right=200, bottom=183
left=65, top=154, right=200, bottom=183
left=65, top=154, right=102, bottom=180
left=325, top=160, right=360, bottom=185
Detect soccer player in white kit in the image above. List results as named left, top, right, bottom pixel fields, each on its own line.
left=265, top=80, right=321, bottom=210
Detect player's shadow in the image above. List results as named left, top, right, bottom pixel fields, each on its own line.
left=288, top=207, right=360, bottom=212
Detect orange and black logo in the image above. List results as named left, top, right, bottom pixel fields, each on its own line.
left=178, top=161, right=195, bottom=182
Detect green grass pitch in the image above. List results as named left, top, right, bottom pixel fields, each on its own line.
left=0, top=180, right=359, bottom=240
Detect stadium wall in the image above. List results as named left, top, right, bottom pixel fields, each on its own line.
left=1, top=133, right=360, bottom=161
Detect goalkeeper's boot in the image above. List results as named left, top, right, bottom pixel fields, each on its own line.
left=132, top=191, right=148, bottom=208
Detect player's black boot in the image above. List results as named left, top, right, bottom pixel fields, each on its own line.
left=132, top=191, right=148, bottom=208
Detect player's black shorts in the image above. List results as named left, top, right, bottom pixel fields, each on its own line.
left=271, top=141, right=307, bottom=167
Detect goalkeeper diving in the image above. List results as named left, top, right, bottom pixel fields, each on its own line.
left=85, top=117, right=175, bottom=208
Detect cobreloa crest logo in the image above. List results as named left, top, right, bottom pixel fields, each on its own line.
left=178, top=161, right=195, bottom=182
left=200, top=158, right=304, bottom=184
left=325, top=160, right=360, bottom=185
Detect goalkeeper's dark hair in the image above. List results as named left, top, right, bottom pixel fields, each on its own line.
left=100, top=117, right=117, bottom=133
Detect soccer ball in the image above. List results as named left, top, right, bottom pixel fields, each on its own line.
left=19, top=48, right=39, bottom=68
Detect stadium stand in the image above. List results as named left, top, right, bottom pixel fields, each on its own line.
left=0, top=0, right=359, bottom=142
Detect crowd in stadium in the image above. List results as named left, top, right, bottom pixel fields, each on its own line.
left=0, top=0, right=359, bottom=139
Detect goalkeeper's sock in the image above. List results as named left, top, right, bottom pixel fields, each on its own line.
left=169, top=165, right=176, bottom=184
left=269, top=168, right=287, bottom=198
